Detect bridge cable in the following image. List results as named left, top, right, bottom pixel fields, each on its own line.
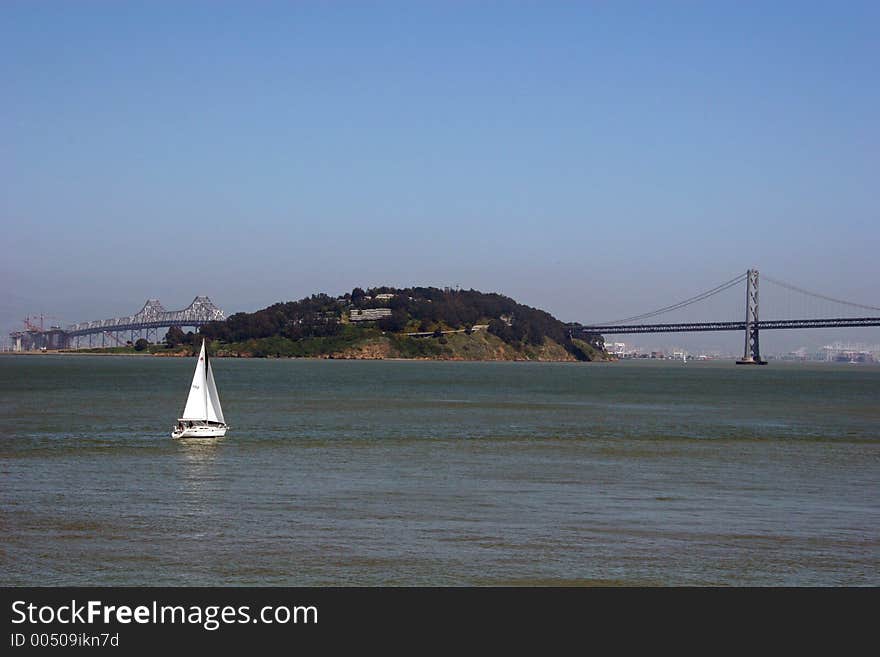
left=592, top=272, right=747, bottom=326
left=762, top=275, right=880, bottom=314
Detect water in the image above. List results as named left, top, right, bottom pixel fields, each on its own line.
left=1, top=355, right=877, bottom=586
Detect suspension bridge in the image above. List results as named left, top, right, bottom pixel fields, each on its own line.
left=9, top=296, right=225, bottom=351
left=571, top=270, right=880, bottom=364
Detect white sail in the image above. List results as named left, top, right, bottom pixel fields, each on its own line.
left=205, top=358, right=225, bottom=424
left=172, top=339, right=228, bottom=438
left=180, top=340, right=208, bottom=420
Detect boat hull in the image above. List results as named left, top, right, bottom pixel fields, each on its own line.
left=171, top=424, right=228, bottom=439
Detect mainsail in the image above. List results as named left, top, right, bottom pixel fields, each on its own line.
left=205, top=357, right=225, bottom=424
left=181, top=340, right=209, bottom=420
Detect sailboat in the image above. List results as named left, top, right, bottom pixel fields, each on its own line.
left=171, top=339, right=228, bottom=439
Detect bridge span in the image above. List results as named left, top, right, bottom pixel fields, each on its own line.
left=9, top=296, right=225, bottom=351
left=572, top=270, right=880, bottom=365
left=575, top=317, right=880, bottom=334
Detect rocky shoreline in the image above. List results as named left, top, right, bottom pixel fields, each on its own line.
left=4, top=331, right=609, bottom=362
left=3, top=349, right=611, bottom=362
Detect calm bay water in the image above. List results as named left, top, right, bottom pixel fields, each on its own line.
left=1, top=355, right=877, bottom=586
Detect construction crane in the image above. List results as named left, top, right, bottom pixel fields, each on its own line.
left=23, top=315, right=43, bottom=332
left=22, top=314, right=64, bottom=331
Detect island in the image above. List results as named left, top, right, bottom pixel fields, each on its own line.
left=64, top=287, right=608, bottom=361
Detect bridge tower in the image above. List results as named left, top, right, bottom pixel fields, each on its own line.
left=737, top=269, right=767, bottom=365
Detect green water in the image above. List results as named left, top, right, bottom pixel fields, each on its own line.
left=0, top=355, right=877, bottom=585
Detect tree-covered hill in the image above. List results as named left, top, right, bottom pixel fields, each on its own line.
left=197, top=287, right=605, bottom=360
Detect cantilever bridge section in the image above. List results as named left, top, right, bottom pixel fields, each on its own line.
left=10, top=296, right=225, bottom=351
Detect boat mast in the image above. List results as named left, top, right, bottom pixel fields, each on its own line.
left=203, top=338, right=208, bottom=422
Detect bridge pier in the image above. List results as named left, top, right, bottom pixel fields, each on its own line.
left=736, top=269, right=767, bottom=365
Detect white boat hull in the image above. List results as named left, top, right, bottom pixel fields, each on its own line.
left=172, top=424, right=228, bottom=439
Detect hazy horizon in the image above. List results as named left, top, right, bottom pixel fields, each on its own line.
left=4, top=2, right=878, bottom=353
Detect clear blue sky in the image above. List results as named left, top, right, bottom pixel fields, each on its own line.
left=3, top=1, right=878, bottom=352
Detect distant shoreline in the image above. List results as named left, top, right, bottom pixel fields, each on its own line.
left=2, top=351, right=874, bottom=366
left=0, top=350, right=158, bottom=357
left=0, top=349, right=612, bottom=363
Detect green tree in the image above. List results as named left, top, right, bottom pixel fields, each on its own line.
left=134, top=338, right=149, bottom=351
left=165, top=326, right=185, bottom=347
left=378, top=309, right=408, bottom=332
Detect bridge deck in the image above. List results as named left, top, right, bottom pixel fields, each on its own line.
left=575, top=317, right=880, bottom=335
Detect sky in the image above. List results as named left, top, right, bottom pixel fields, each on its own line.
left=3, top=1, right=879, bottom=353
